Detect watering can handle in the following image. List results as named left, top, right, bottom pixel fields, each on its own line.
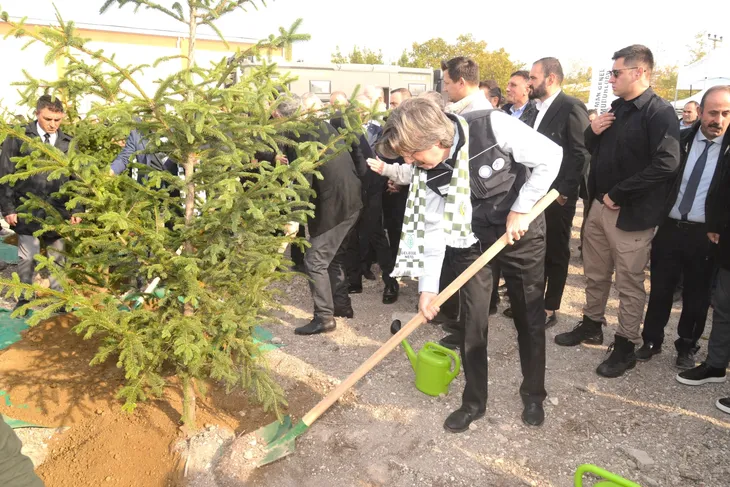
left=300, top=190, right=559, bottom=428
left=424, top=343, right=461, bottom=381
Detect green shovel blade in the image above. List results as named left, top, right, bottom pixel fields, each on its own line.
left=252, top=415, right=309, bottom=467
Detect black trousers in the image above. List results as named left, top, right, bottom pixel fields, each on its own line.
left=291, top=223, right=307, bottom=266
left=544, top=199, right=576, bottom=311
left=305, top=211, right=359, bottom=320
left=383, top=188, right=408, bottom=265
left=452, top=217, right=547, bottom=413
left=642, top=220, right=715, bottom=349
left=346, top=192, right=394, bottom=287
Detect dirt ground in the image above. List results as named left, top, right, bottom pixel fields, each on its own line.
left=2, top=202, right=730, bottom=486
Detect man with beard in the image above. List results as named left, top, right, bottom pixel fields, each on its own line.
left=554, top=45, right=680, bottom=378
left=506, top=58, right=589, bottom=329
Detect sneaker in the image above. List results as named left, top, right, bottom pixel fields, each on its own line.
left=555, top=317, right=603, bottom=347
left=676, top=363, right=727, bottom=386
left=635, top=342, right=662, bottom=362
left=596, top=335, right=636, bottom=378
left=716, top=397, right=730, bottom=415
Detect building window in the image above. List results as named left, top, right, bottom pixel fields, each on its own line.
left=408, top=83, right=427, bottom=95
left=309, top=80, right=331, bottom=94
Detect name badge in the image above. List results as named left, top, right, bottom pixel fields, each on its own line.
left=492, top=158, right=505, bottom=171
left=478, top=165, right=493, bottom=179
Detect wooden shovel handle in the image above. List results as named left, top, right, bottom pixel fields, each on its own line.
left=301, top=189, right=559, bottom=427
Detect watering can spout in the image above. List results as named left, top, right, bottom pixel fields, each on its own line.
left=390, top=319, right=417, bottom=371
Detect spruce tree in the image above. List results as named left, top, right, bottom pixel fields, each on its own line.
left=0, top=1, right=365, bottom=429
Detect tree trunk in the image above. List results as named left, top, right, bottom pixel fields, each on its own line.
left=180, top=0, right=199, bottom=432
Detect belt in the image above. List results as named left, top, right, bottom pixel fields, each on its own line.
left=668, top=218, right=704, bottom=229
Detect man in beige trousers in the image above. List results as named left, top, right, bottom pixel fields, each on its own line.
left=554, top=45, right=680, bottom=378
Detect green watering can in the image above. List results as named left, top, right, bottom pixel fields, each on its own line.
left=391, top=319, right=461, bottom=396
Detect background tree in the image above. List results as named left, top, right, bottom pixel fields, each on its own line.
left=331, top=45, right=384, bottom=64
left=398, top=34, right=522, bottom=89
left=687, top=31, right=710, bottom=64
left=0, top=0, right=364, bottom=430
left=562, top=66, right=592, bottom=103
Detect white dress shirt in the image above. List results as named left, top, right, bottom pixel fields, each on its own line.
left=36, top=123, right=57, bottom=146
left=669, top=129, right=721, bottom=223
left=533, top=89, right=561, bottom=131
left=417, top=110, right=562, bottom=293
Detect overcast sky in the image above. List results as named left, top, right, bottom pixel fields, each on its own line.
left=2, top=0, right=728, bottom=70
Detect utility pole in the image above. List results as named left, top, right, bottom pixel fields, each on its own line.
left=708, top=34, right=723, bottom=50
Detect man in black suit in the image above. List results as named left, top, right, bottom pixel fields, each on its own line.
left=502, top=70, right=538, bottom=127
left=528, top=58, right=590, bottom=328
left=639, top=86, right=730, bottom=368
left=0, top=95, right=81, bottom=314
left=274, top=97, right=363, bottom=335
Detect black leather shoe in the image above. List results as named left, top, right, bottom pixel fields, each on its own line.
left=348, top=285, right=363, bottom=294
left=522, top=402, right=545, bottom=427
left=438, top=333, right=460, bottom=350
left=555, top=317, right=603, bottom=346
left=503, top=307, right=513, bottom=319
left=382, top=280, right=399, bottom=304
left=444, top=407, right=485, bottom=433
left=635, top=342, right=662, bottom=361
left=545, top=312, right=558, bottom=329
left=362, top=268, right=376, bottom=281
left=334, top=307, right=354, bottom=318
left=294, top=317, right=336, bottom=335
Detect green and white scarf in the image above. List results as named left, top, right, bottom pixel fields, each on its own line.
left=391, top=116, right=477, bottom=278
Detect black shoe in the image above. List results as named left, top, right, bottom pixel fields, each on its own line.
left=555, top=317, right=603, bottom=346
left=431, top=311, right=458, bottom=326
left=348, top=285, right=363, bottom=294
left=503, top=307, right=513, bottom=319
left=443, top=407, right=485, bottom=433
left=362, top=268, right=376, bottom=281
left=676, top=363, right=727, bottom=386
left=675, top=338, right=697, bottom=369
left=635, top=342, right=662, bottom=362
left=438, top=333, right=460, bottom=350
left=382, top=280, right=399, bottom=304
left=292, top=263, right=306, bottom=274
left=12, top=299, right=30, bottom=317
left=294, top=317, right=336, bottom=335
left=716, top=397, right=730, bottom=415
left=596, top=335, right=636, bottom=378
left=522, top=402, right=545, bottom=427
left=676, top=350, right=696, bottom=370
left=334, top=307, right=354, bottom=318
left=489, top=305, right=497, bottom=316
left=545, top=312, right=558, bottom=329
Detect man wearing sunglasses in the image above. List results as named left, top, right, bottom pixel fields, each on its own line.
left=555, top=45, right=680, bottom=379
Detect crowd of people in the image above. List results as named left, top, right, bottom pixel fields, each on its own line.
left=1, top=44, right=729, bottom=439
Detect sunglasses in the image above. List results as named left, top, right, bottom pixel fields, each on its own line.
left=610, top=67, right=640, bottom=77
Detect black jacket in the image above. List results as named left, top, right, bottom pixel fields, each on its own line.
left=705, top=128, right=730, bottom=271
left=0, top=122, right=74, bottom=236
left=535, top=91, right=590, bottom=200
left=585, top=88, right=681, bottom=231
left=330, top=114, right=386, bottom=197
left=285, top=121, right=362, bottom=238
left=502, top=100, right=538, bottom=128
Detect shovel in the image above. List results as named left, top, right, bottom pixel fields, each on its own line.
left=250, top=189, right=560, bottom=467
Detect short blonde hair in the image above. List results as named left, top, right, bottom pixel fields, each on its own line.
left=377, top=98, right=454, bottom=159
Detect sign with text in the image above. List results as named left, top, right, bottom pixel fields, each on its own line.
left=587, top=65, right=618, bottom=114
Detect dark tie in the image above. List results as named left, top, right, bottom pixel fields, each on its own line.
left=43, top=133, right=51, bottom=144
left=678, top=140, right=712, bottom=220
